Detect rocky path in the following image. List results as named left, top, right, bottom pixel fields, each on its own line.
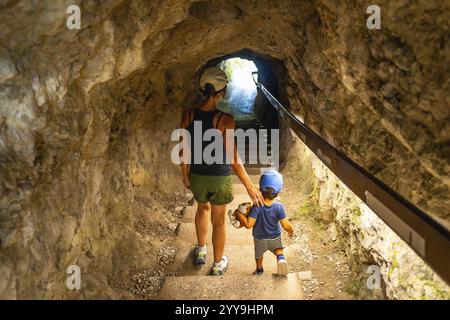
left=151, top=168, right=356, bottom=300
left=156, top=178, right=304, bottom=300
left=280, top=187, right=355, bottom=300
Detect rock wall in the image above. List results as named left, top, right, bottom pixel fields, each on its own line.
left=0, top=1, right=189, bottom=298
left=0, top=0, right=448, bottom=298
left=285, top=0, right=450, bottom=229
left=0, top=55, right=186, bottom=299
left=283, top=134, right=450, bottom=299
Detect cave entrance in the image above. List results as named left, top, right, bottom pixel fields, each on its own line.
left=199, top=49, right=282, bottom=132
left=199, top=50, right=285, bottom=168
left=214, top=56, right=278, bottom=168
left=217, top=57, right=259, bottom=125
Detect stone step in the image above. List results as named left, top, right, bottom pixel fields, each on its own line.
left=237, top=148, right=272, bottom=155
left=237, top=142, right=271, bottom=148
left=181, top=194, right=252, bottom=223
left=232, top=174, right=260, bottom=184
left=238, top=141, right=271, bottom=146
left=156, top=273, right=304, bottom=300
left=237, top=158, right=273, bottom=165
left=177, top=222, right=254, bottom=245
left=181, top=192, right=255, bottom=223
left=238, top=162, right=274, bottom=168
left=232, top=183, right=252, bottom=195
left=230, top=193, right=252, bottom=205
left=238, top=166, right=262, bottom=175
left=237, top=157, right=274, bottom=163
left=245, top=165, right=273, bottom=171
left=173, top=244, right=295, bottom=276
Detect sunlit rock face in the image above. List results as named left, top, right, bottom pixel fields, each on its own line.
left=0, top=0, right=448, bottom=298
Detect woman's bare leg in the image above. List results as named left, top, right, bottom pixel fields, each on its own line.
left=195, top=202, right=210, bottom=247
left=211, top=204, right=227, bottom=263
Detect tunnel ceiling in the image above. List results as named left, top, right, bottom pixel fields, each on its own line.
left=1, top=0, right=447, bottom=224
left=0, top=0, right=449, bottom=298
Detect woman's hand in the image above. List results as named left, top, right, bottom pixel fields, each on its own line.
left=182, top=175, right=190, bottom=190
left=246, top=184, right=264, bottom=207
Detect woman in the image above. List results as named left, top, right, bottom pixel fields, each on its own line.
left=179, top=67, right=264, bottom=275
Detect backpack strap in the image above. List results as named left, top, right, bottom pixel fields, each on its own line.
left=214, top=111, right=225, bottom=129
left=190, top=109, right=195, bottom=124
left=185, top=108, right=195, bottom=127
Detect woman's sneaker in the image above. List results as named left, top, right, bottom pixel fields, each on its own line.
left=277, top=255, right=288, bottom=276
left=211, top=256, right=229, bottom=276
left=193, top=245, right=207, bottom=265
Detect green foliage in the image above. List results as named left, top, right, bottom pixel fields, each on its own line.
left=343, top=275, right=381, bottom=299
left=343, top=277, right=366, bottom=297
left=294, top=198, right=319, bottom=219
left=296, top=202, right=312, bottom=217
left=352, top=207, right=361, bottom=216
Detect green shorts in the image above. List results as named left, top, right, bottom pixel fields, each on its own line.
left=188, top=172, right=234, bottom=205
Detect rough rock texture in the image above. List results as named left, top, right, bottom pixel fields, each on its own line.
left=0, top=0, right=448, bottom=298
left=283, top=135, right=450, bottom=299
left=284, top=1, right=450, bottom=228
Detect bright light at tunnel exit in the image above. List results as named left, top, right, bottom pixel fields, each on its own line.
left=222, top=57, right=258, bottom=90
left=217, top=58, right=259, bottom=120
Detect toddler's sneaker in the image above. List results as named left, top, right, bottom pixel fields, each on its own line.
left=253, top=267, right=264, bottom=275
left=211, top=256, right=229, bottom=276
left=193, top=245, right=207, bottom=265
left=277, top=255, right=288, bottom=276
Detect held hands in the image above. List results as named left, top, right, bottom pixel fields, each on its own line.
left=246, top=184, right=264, bottom=207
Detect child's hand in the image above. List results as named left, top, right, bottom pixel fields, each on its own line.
left=288, top=230, right=294, bottom=237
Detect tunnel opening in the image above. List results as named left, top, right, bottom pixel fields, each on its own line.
left=195, top=49, right=288, bottom=169
left=216, top=57, right=258, bottom=124
left=198, top=49, right=283, bottom=132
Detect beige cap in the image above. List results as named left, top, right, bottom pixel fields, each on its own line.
left=200, top=67, right=228, bottom=92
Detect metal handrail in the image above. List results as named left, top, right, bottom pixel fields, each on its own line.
left=252, top=72, right=450, bottom=284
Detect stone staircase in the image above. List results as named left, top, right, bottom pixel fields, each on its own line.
left=156, top=176, right=304, bottom=300
left=235, top=120, right=274, bottom=170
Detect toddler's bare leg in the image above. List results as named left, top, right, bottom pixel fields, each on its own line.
left=273, top=248, right=284, bottom=257
left=255, top=256, right=264, bottom=269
